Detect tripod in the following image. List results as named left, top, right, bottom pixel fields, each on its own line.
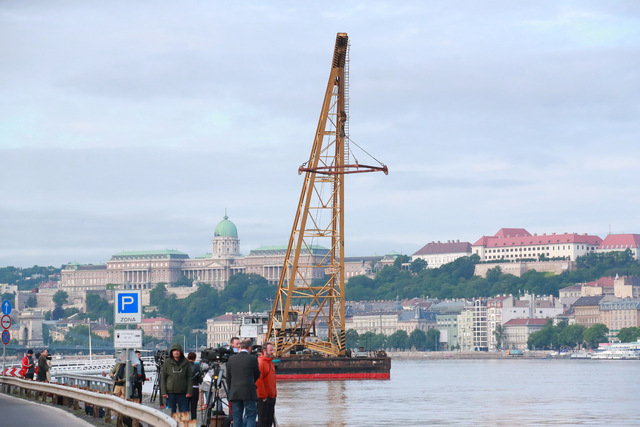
left=203, top=363, right=230, bottom=427
left=150, top=365, right=164, bottom=407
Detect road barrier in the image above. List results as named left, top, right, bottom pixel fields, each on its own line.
left=0, top=376, right=176, bottom=427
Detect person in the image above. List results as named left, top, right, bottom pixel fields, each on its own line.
left=256, top=342, right=277, bottom=427
left=226, top=339, right=260, bottom=427
left=230, top=336, right=241, bottom=353
left=200, top=368, right=213, bottom=410
left=20, top=349, right=36, bottom=380
left=187, top=352, right=202, bottom=420
left=131, top=350, right=146, bottom=402
left=160, top=343, right=192, bottom=414
left=36, top=349, right=49, bottom=382
left=110, top=362, right=126, bottom=398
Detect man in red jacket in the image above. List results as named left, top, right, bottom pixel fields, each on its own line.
left=255, top=342, right=277, bottom=427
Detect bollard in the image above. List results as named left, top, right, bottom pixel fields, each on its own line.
left=105, top=408, right=111, bottom=424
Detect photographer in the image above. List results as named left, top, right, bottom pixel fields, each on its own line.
left=36, top=349, right=50, bottom=382
left=131, top=350, right=146, bottom=403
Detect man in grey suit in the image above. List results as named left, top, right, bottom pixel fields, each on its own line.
left=226, top=339, right=260, bottom=427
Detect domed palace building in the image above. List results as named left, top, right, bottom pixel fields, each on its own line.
left=181, top=215, right=246, bottom=289
left=60, top=215, right=330, bottom=292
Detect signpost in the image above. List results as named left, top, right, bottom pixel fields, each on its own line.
left=1, top=300, right=11, bottom=377
left=113, top=291, right=143, bottom=398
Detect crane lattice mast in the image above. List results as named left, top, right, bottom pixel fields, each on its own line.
left=267, top=33, right=387, bottom=357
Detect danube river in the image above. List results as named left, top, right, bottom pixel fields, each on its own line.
left=274, top=358, right=640, bottom=426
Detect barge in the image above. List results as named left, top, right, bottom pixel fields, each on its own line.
left=274, top=353, right=391, bottom=381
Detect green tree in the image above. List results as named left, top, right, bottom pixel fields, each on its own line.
left=410, top=259, right=427, bottom=274
left=359, top=332, right=386, bottom=350
left=409, top=329, right=427, bottom=350
left=425, top=328, right=440, bottom=351
left=617, top=327, right=640, bottom=343
left=150, top=283, right=167, bottom=306
left=174, top=276, right=193, bottom=287
left=26, top=295, right=38, bottom=308
left=345, top=329, right=359, bottom=349
left=51, top=305, right=64, bottom=320
left=493, top=324, right=505, bottom=350
left=583, top=323, right=609, bottom=349
left=393, top=255, right=411, bottom=269
left=53, top=290, right=68, bottom=307
left=387, top=330, right=409, bottom=350
left=559, top=324, right=585, bottom=349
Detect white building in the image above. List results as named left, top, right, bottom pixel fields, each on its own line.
left=411, top=240, right=472, bottom=269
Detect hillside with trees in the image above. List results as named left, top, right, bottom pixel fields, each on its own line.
left=345, top=250, right=640, bottom=301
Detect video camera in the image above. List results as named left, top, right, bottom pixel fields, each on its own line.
left=154, top=349, right=169, bottom=369
left=200, top=347, right=235, bottom=365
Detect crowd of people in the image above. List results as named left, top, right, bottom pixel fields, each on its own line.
left=18, top=338, right=278, bottom=427
left=159, top=337, right=277, bottom=427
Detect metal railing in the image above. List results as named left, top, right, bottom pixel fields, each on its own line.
left=55, top=372, right=115, bottom=393
left=0, top=376, right=176, bottom=427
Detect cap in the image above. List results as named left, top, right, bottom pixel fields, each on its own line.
left=27, top=349, right=33, bottom=355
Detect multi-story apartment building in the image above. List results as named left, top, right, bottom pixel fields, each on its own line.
left=350, top=309, right=436, bottom=337
left=138, top=317, right=174, bottom=342
left=457, top=307, right=474, bottom=351
left=472, top=299, right=488, bottom=351
left=599, top=299, right=640, bottom=338
left=573, top=296, right=606, bottom=327
left=503, top=318, right=547, bottom=350
left=472, top=228, right=601, bottom=262
left=411, top=240, right=472, bottom=269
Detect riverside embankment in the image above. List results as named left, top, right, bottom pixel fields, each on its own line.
left=387, top=350, right=553, bottom=360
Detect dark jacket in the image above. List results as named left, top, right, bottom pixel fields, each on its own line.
left=160, top=343, right=191, bottom=395
left=113, top=363, right=126, bottom=386
left=226, top=351, right=260, bottom=401
left=36, top=354, right=49, bottom=381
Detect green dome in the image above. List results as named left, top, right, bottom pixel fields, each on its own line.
left=214, top=215, right=238, bottom=238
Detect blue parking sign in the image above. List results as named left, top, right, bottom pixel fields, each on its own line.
left=114, top=290, right=142, bottom=324
left=117, top=293, right=139, bottom=313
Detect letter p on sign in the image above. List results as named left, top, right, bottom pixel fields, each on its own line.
left=115, top=290, right=142, bottom=324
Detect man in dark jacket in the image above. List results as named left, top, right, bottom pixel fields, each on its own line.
left=36, top=349, right=49, bottom=382
left=226, top=339, right=260, bottom=427
left=160, top=343, right=192, bottom=413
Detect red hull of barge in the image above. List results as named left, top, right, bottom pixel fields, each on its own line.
left=273, top=356, right=391, bottom=381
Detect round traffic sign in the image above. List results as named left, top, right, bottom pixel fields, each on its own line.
left=1, top=329, right=9, bottom=345
left=1, top=315, right=11, bottom=329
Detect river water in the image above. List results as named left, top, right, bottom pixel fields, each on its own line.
left=274, top=358, right=640, bottom=427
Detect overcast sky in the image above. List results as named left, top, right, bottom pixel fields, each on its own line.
left=1, top=1, right=639, bottom=268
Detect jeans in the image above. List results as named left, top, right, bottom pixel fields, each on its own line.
left=165, top=393, right=189, bottom=413
left=231, top=399, right=257, bottom=427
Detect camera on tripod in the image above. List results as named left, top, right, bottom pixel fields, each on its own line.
left=154, top=349, right=169, bottom=368
left=200, top=346, right=235, bottom=365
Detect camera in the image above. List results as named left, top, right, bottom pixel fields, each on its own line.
left=200, top=347, right=234, bottom=364
left=154, top=349, right=169, bottom=369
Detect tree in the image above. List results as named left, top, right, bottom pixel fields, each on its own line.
left=174, top=275, right=193, bottom=287
left=51, top=305, right=64, bottom=320
left=617, top=327, right=640, bottom=344
left=409, top=329, right=427, bottom=350
left=26, top=295, right=38, bottom=308
left=559, top=324, right=585, bottom=349
left=493, top=324, right=505, bottom=350
left=393, top=255, right=411, bottom=269
left=387, top=330, right=409, bottom=350
left=345, top=329, right=359, bottom=349
left=52, top=290, right=68, bottom=307
left=583, top=323, right=609, bottom=350
left=359, top=332, right=386, bottom=350
left=425, top=328, right=440, bottom=351
left=410, top=258, right=427, bottom=274
left=150, top=283, right=167, bottom=306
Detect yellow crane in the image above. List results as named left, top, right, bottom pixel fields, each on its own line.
left=266, top=33, right=387, bottom=358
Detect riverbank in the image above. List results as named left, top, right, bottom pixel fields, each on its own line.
left=387, top=350, right=552, bottom=359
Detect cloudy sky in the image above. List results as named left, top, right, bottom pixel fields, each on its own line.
left=1, top=1, right=639, bottom=268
